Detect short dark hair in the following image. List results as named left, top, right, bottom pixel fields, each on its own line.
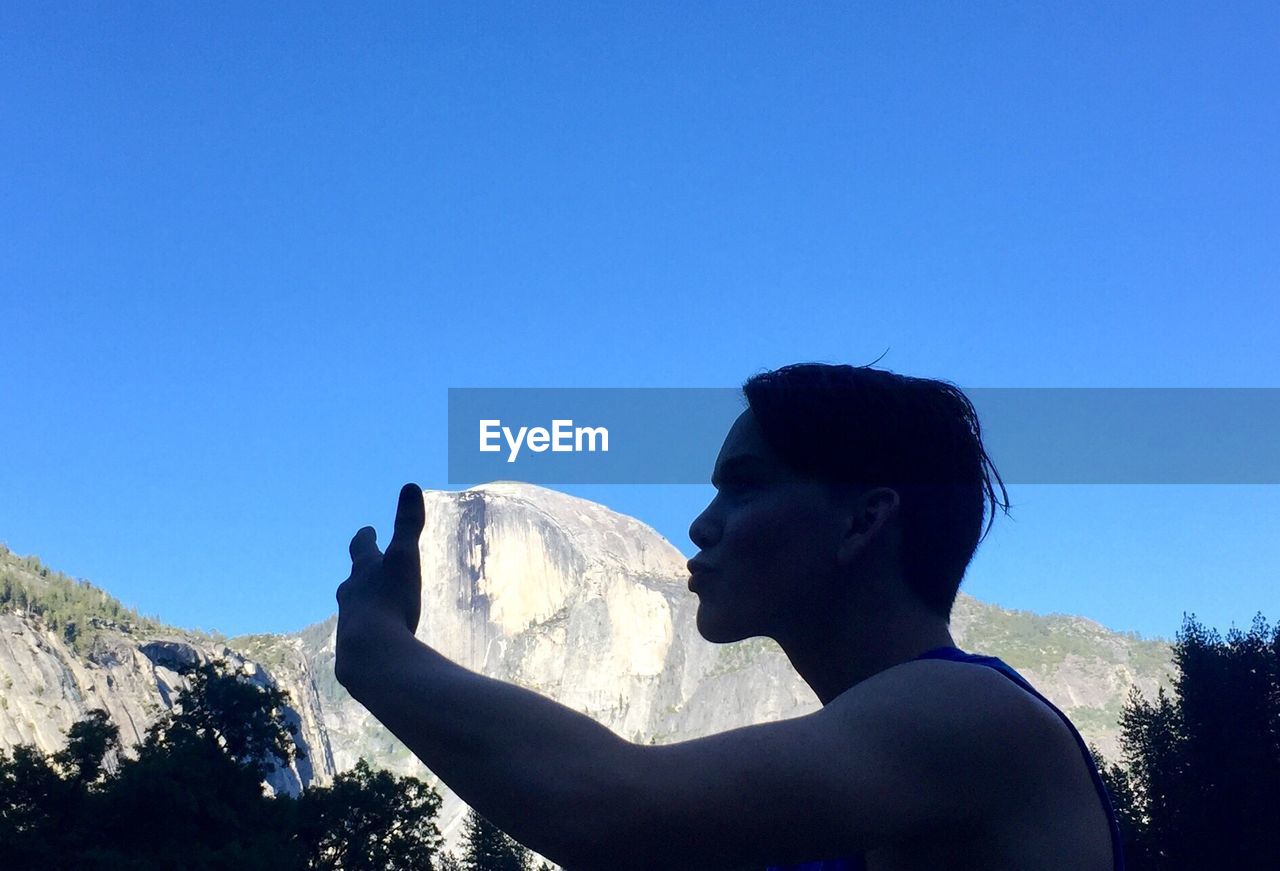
left=741, top=362, right=1010, bottom=617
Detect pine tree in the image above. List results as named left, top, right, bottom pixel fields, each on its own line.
left=435, top=851, right=464, bottom=870
left=1101, top=613, right=1280, bottom=869
left=459, top=807, right=533, bottom=871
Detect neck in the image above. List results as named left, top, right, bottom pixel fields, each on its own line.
left=773, top=597, right=956, bottom=705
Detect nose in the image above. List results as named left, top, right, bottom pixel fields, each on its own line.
left=688, top=500, right=719, bottom=551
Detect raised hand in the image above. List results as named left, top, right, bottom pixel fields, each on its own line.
left=335, top=483, right=426, bottom=683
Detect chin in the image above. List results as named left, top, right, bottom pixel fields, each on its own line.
left=695, top=605, right=752, bottom=644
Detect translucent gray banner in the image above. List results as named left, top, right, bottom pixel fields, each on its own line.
left=447, top=388, right=1280, bottom=485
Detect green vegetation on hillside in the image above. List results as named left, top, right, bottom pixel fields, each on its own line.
left=0, top=544, right=230, bottom=660
left=706, top=636, right=782, bottom=678
left=959, top=595, right=1171, bottom=675
left=226, top=632, right=303, bottom=676
left=0, top=544, right=185, bottom=656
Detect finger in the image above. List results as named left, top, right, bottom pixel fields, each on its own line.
left=385, top=483, right=425, bottom=573
left=389, top=483, right=425, bottom=551
left=349, top=526, right=383, bottom=571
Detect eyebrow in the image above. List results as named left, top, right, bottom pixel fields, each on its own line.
left=710, top=455, right=772, bottom=488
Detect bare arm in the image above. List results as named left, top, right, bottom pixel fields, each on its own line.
left=338, top=631, right=635, bottom=868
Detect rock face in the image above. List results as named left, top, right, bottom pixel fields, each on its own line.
left=0, top=610, right=334, bottom=796
left=0, top=481, right=1173, bottom=860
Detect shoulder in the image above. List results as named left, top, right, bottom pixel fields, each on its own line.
left=611, top=655, right=1076, bottom=868
left=825, top=658, right=1076, bottom=802
left=826, top=659, right=1118, bottom=868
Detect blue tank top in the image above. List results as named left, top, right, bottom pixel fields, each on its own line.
left=764, top=646, right=1126, bottom=871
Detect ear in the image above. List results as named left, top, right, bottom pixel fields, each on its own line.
left=836, top=486, right=901, bottom=568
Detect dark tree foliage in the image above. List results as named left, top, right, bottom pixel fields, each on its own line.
left=293, top=758, right=443, bottom=869
left=0, top=656, right=446, bottom=869
left=436, top=852, right=465, bottom=870
left=86, top=725, right=303, bottom=869
left=459, top=807, right=534, bottom=871
left=52, top=708, right=119, bottom=786
left=142, top=657, right=301, bottom=779
left=1100, top=613, right=1280, bottom=870
left=0, top=743, right=74, bottom=866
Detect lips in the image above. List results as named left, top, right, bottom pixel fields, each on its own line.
left=687, top=557, right=715, bottom=575
left=687, top=558, right=716, bottom=592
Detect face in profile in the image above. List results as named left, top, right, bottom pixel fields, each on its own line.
left=687, top=408, right=851, bottom=644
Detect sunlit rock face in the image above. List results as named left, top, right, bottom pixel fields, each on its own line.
left=419, top=483, right=689, bottom=727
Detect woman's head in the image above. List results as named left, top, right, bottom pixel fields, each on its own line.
left=688, top=362, right=1008, bottom=640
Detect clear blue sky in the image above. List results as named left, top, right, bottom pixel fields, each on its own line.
left=3, top=3, right=1277, bottom=639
